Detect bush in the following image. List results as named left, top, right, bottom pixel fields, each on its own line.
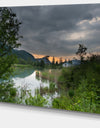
left=0, top=81, right=17, bottom=103
left=68, top=89, right=74, bottom=98
left=49, top=82, right=55, bottom=91
left=25, top=94, right=48, bottom=107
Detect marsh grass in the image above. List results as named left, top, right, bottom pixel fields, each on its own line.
left=36, top=69, right=61, bottom=83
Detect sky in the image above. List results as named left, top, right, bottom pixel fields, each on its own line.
left=11, top=4, right=100, bottom=60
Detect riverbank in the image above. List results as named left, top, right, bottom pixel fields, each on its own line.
left=35, top=61, right=100, bottom=114
left=36, top=69, right=62, bottom=83
left=13, top=64, right=33, bottom=68
left=9, top=62, right=100, bottom=114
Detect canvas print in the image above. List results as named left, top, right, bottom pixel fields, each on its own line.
left=0, top=4, right=100, bottom=114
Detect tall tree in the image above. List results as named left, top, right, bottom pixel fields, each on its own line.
left=64, top=59, right=67, bottom=63
left=56, top=61, right=58, bottom=65
left=59, top=57, right=62, bottom=64
left=40, top=60, right=45, bottom=68
left=0, top=7, right=22, bottom=79
left=76, top=44, right=87, bottom=62
left=52, top=56, right=55, bottom=65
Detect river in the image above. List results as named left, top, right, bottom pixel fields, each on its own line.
left=12, top=67, right=59, bottom=106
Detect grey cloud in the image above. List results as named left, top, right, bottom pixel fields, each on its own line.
left=10, top=4, right=100, bottom=57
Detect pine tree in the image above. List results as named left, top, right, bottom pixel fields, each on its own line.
left=52, top=56, right=55, bottom=65
left=59, top=57, right=62, bottom=64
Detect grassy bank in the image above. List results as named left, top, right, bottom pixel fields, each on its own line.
left=13, top=64, right=33, bottom=68
left=36, top=59, right=100, bottom=113
left=36, top=69, right=62, bottom=83
left=52, top=60, right=100, bottom=113
left=8, top=58, right=100, bottom=113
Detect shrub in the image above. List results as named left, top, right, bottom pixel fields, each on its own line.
left=68, top=89, right=74, bottom=98
left=25, top=94, right=48, bottom=107
left=49, top=82, right=55, bottom=91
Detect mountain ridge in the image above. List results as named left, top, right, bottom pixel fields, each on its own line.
left=12, top=49, right=36, bottom=63
left=12, top=49, right=51, bottom=64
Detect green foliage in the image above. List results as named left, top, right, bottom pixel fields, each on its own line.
left=52, top=53, right=100, bottom=113
left=49, top=82, right=55, bottom=91
left=36, top=71, right=40, bottom=77
left=36, top=83, right=57, bottom=96
left=58, top=67, right=74, bottom=89
left=52, top=84, right=97, bottom=113
left=42, top=72, right=48, bottom=78
left=0, top=7, right=22, bottom=79
left=17, top=58, right=28, bottom=64
left=12, top=49, right=35, bottom=65
left=0, top=8, right=21, bottom=52
left=75, top=79, right=97, bottom=113
left=0, top=81, right=17, bottom=103
left=68, top=89, right=74, bottom=98
left=52, top=96, right=72, bottom=110
left=0, top=7, right=21, bottom=103
left=25, top=93, right=48, bottom=107
left=40, top=60, right=45, bottom=68
left=10, top=88, right=16, bottom=97
left=49, top=74, right=55, bottom=81
left=33, top=60, right=46, bottom=69
left=40, top=86, right=49, bottom=95
left=51, top=56, right=57, bottom=69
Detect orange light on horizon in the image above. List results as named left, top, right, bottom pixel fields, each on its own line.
left=32, top=52, right=100, bottom=63
left=32, top=53, right=66, bottom=63
left=32, top=54, right=45, bottom=59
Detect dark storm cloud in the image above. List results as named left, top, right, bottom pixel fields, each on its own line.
left=11, top=4, right=100, bottom=57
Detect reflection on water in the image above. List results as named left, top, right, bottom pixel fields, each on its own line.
left=13, top=68, right=34, bottom=78
left=13, top=69, right=49, bottom=97
left=12, top=67, right=59, bottom=106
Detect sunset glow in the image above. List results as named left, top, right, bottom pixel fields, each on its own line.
left=32, top=54, right=76, bottom=63
left=32, top=54, right=64, bottom=63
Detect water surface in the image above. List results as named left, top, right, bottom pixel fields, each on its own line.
left=12, top=68, right=49, bottom=97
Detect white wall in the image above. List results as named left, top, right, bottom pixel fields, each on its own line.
left=0, top=102, right=100, bottom=128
